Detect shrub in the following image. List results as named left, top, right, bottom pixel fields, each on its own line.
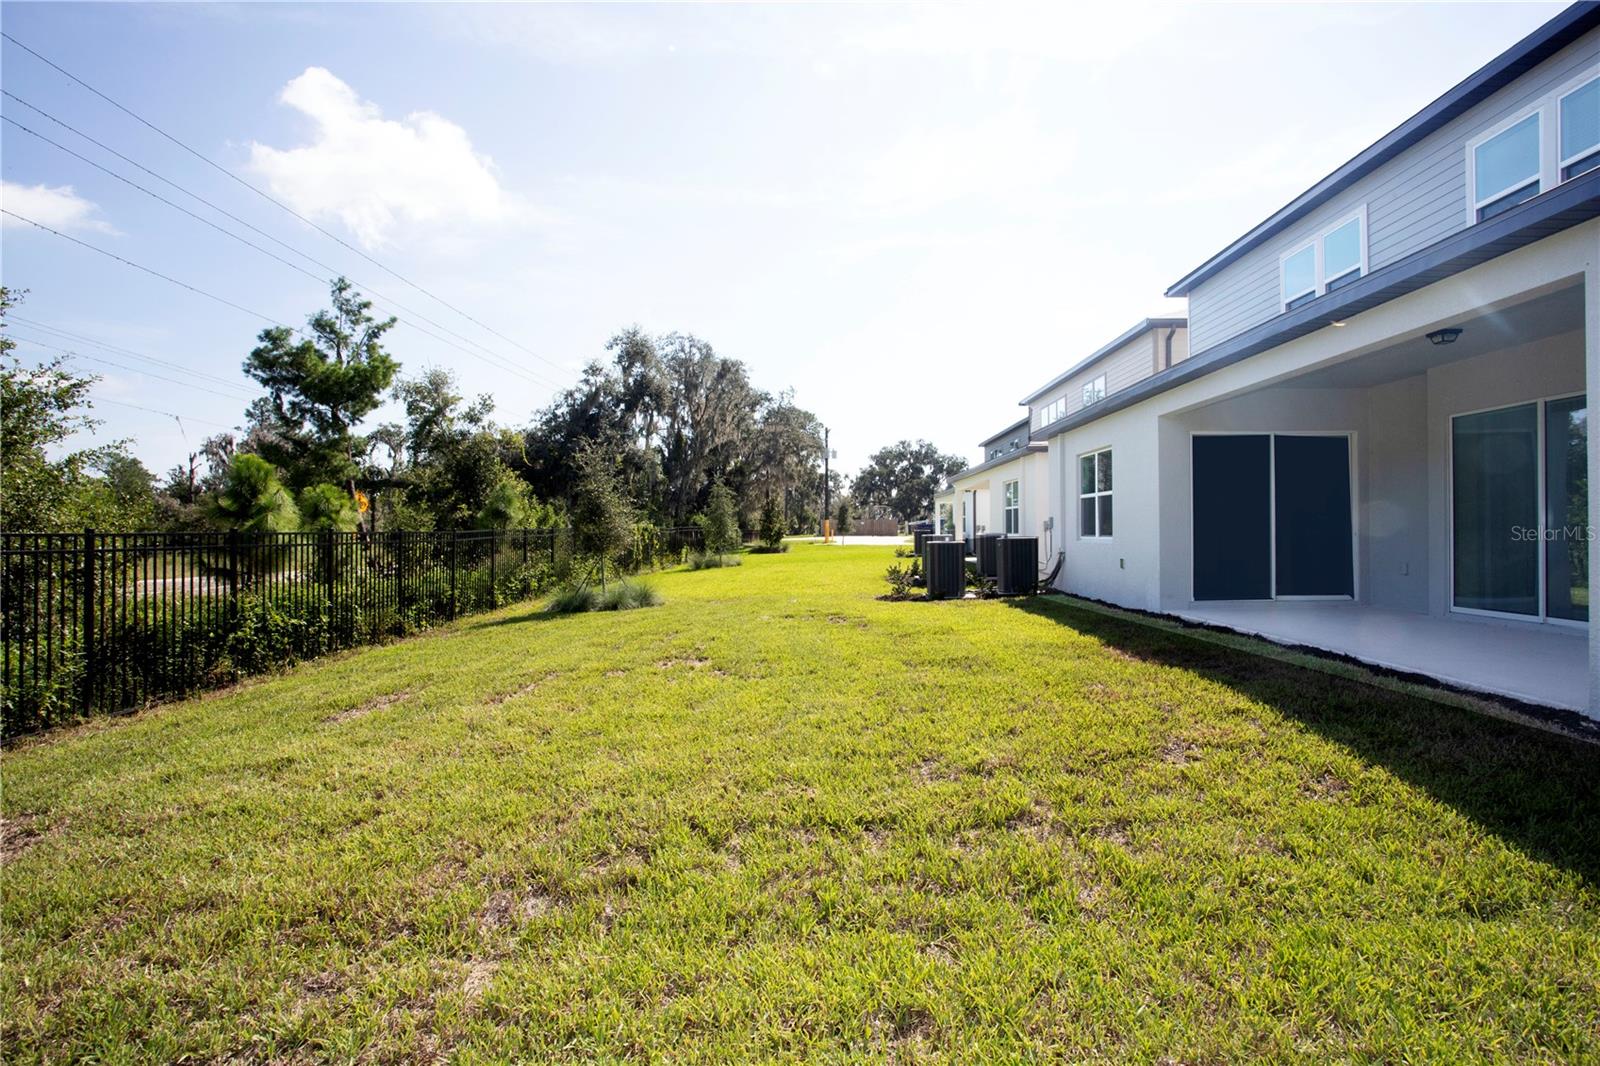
left=600, top=579, right=662, bottom=611
left=546, top=579, right=662, bottom=614
left=884, top=562, right=914, bottom=599
left=546, top=584, right=599, bottom=615
left=688, top=551, right=742, bottom=570
left=747, top=542, right=789, bottom=554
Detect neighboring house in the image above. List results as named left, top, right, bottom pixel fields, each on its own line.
left=1018, top=3, right=1600, bottom=715
left=937, top=417, right=1050, bottom=560
left=935, top=319, right=1191, bottom=563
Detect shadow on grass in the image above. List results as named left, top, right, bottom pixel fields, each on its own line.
left=1004, top=595, right=1600, bottom=886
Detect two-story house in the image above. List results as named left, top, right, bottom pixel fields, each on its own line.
left=1027, top=3, right=1600, bottom=715
left=935, top=318, right=1190, bottom=563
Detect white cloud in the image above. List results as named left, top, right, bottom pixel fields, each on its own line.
left=0, top=181, right=117, bottom=234
left=248, top=67, right=525, bottom=249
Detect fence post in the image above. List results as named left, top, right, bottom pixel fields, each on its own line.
left=521, top=528, right=528, bottom=566
left=322, top=530, right=335, bottom=652
left=80, top=527, right=96, bottom=714
left=449, top=531, right=459, bottom=620
left=550, top=527, right=558, bottom=567
left=227, top=529, right=240, bottom=616
left=489, top=529, right=498, bottom=608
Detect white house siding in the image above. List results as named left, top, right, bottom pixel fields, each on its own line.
left=1030, top=328, right=1189, bottom=428
left=1042, top=222, right=1598, bottom=635
left=1186, top=28, right=1600, bottom=354
left=949, top=451, right=1052, bottom=563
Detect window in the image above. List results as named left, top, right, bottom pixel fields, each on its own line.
left=1322, top=217, right=1362, bottom=290
left=1560, top=76, right=1600, bottom=180
left=1003, top=479, right=1020, bottom=534
left=1082, top=375, right=1107, bottom=407
left=1282, top=244, right=1316, bottom=309
left=1463, top=69, right=1600, bottom=224
left=1472, top=112, right=1541, bottom=220
left=1278, top=209, right=1366, bottom=311
left=1034, top=396, right=1067, bottom=429
left=1078, top=449, right=1112, bottom=538
left=1452, top=395, right=1588, bottom=623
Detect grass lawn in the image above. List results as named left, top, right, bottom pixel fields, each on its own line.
left=4, top=542, right=1598, bottom=1062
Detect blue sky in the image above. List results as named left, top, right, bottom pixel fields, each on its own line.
left=0, top=1, right=1568, bottom=480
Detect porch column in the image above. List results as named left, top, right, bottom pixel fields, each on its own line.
left=1588, top=240, right=1600, bottom=720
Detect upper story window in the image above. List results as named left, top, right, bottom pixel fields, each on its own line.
left=1560, top=76, right=1599, bottom=180
left=1034, top=396, right=1067, bottom=429
left=1466, top=69, right=1599, bottom=224
left=1279, top=208, right=1367, bottom=312
left=1472, top=112, right=1541, bottom=220
left=1082, top=374, right=1107, bottom=407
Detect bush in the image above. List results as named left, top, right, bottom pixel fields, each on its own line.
left=600, top=579, right=662, bottom=611
left=688, top=551, right=742, bottom=570
left=546, top=584, right=598, bottom=615
left=546, top=579, right=662, bottom=614
left=747, top=542, right=789, bottom=554
left=884, top=562, right=914, bottom=599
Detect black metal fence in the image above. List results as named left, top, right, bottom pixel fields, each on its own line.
left=1, top=524, right=702, bottom=737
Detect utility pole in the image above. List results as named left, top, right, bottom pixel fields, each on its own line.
left=822, top=426, right=831, bottom=539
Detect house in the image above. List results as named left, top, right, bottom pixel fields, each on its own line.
left=1023, top=3, right=1600, bottom=716
left=936, top=417, right=1049, bottom=557
left=936, top=319, right=1190, bottom=563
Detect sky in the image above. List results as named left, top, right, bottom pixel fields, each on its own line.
left=0, top=1, right=1571, bottom=480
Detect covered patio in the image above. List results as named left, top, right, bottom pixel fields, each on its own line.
left=1158, top=275, right=1591, bottom=714
left=1175, top=600, right=1588, bottom=711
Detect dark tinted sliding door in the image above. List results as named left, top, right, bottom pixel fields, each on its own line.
left=1193, top=435, right=1272, bottom=600
left=1452, top=405, right=1538, bottom=615
left=1274, top=435, right=1354, bottom=597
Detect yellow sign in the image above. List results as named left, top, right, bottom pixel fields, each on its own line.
left=355, top=490, right=370, bottom=514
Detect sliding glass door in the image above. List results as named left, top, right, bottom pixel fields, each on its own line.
left=1545, top=396, right=1588, bottom=622
left=1451, top=395, right=1587, bottom=622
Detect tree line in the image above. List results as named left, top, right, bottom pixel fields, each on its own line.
left=1, top=282, right=968, bottom=537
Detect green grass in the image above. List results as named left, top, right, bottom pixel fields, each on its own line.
left=4, top=543, right=1598, bottom=1062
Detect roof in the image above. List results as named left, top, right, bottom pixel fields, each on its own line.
left=1036, top=168, right=1600, bottom=441
left=1018, top=318, right=1187, bottom=405
left=1165, top=1, right=1600, bottom=298
left=943, top=443, right=1048, bottom=490
left=978, top=416, right=1031, bottom=449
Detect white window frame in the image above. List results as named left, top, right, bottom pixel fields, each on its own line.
left=1081, top=374, right=1107, bottom=408
left=1003, top=478, right=1021, bottom=534
left=1558, top=73, right=1600, bottom=180
left=1466, top=108, right=1544, bottom=222
left=1463, top=66, right=1600, bottom=225
left=1033, top=396, right=1065, bottom=430
left=1277, top=205, right=1368, bottom=313
left=1078, top=448, right=1112, bottom=540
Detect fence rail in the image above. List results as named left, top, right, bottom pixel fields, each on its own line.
left=1, top=524, right=702, bottom=737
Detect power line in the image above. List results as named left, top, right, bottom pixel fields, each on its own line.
left=7, top=314, right=253, bottom=392
left=89, top=394, right=237, bottom=431
left=1, top=31, right=572, bottom=378
left=8, top=333, right=257, bottom=402
left=1, top=208, right=303, bottom=331
left=1, top=97, right=563, bottom=390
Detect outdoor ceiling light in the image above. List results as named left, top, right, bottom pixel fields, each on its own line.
left=1427, top=327, right=1463, bottom=346
left=1329, top=320, right=1347, bottom=328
